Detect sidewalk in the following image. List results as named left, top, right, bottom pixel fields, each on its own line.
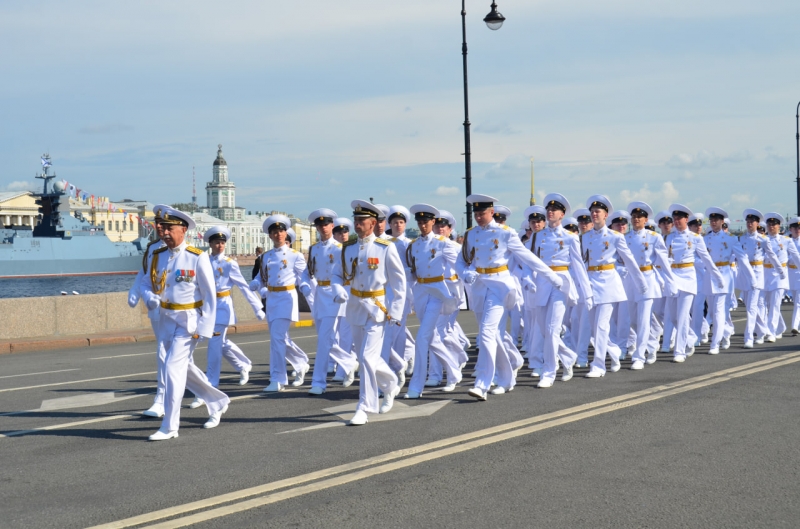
left=0, top=314, right=315, bottom=355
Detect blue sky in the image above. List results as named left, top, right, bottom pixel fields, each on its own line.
left=2, top=0, right=799, bottom=231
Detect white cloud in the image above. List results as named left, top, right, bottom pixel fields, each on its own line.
left=329, top=178, right=341, bottom=186
left=619, top=181, right=679, bottom=207
left=385, top=189, right=396, bottom=196
left=666, top=149, right=751, bottom=170
left=435, top=186, right=459, bottom=196
left=5, top=180, right=36, bottom=192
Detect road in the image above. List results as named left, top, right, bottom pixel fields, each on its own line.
left=1, top=305, right=799, bottom=528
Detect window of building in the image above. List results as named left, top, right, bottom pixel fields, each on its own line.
left=115, top=220, right=119, bottom=231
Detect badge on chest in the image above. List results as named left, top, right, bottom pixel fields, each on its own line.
left=176, top=269, right=196, bottom=283
left=367, top=257, right=379, bottom=269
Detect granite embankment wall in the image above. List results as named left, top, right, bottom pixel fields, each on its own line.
left=0, top=288, right=264, bottom=342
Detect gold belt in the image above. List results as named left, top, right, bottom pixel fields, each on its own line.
left=715, top=261, right=730, bottom=267
left=351, top=288, right=386, bottom=298
left=750, top=260, right=763, bottom=266
left=588, top=264, right=615, bottom=272
left=671, top=263, right=694, bottom=269
left=268, top=284, right=296, bottom=292
left=160, top=300, right=203, bottom=310
left=790, top=265, right=798, bottom=270
left=764, top=263, right=787, bottom=269
left=447, top=274, right=459, bottom=281
left=417, top=275, right=445, bottom=284
left=639, top=265, right=653, bottom=272
left=550, top=266, right=569, bottom=272
left=476, top=265, right=509, bottom=274
left=216, top=290, right=231, bottom=298
left=317, top=280, right=331, bottom=286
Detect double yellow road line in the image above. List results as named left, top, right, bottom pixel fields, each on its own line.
left=91, top=351, right=800, bottom=529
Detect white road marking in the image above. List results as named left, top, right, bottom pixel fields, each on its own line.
left=279, top=400, right=452, bottom=434
left=0, top=372, right=156, bottom=393
left=86, top=351, right=800, bottom=529
left=90, top=352, right=156, bottom=360
left=0, top=369, right=79, bottom=379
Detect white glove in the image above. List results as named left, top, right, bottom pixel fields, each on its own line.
left=779, top=272, right=786, bottom=280
left=300, top=284, right=312, bottom=297
left=551, top=275, right=563, bottom=290
left=716, top=280, right=724, bottom=290
left=521, top=276, right=535, bottom=292
left=259, top=287, right=269, bottom=298
left=249, top=279, right=260, bottom=291
left=127, top=292, right=139, bottom=308
left=332, top=284, right=348, bottom=303
left=462, top=270, right=478, bottom=285
left=640, top=284, right=648, bottom=295
left=256, top=309, right=266, bottom=321
left=334, top=294, right=347, bottom=303
left=145, top=292, right=160, bottom=310
left=585, top=297, right=594, bottom=312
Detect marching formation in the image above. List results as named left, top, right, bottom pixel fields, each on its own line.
left=128, top=194, right=800, bottom=439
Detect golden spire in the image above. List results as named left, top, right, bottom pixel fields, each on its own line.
left=530, top=157, right=535, bottom=205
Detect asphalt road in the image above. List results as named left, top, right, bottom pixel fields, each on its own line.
left=1, top=304, right=799, bottom=528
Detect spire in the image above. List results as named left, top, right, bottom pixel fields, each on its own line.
left=213, top=144, right=227, bottom=167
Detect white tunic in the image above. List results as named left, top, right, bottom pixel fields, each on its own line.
left=302, top=238, right=346, bottom=319
left=763, top=234, right=800, bottom=291
left=256, top=245, right=308, bottom=322
left=210, top=252, right=263, bottom=326
left=580, top=226, right=646, bottom=304
left=702, top=230, right=756, bottom=295
left=665, top=228, right=723, bottom=295
left=624, top=228, right=676, bottom=300
left=531, top=224, right=592, bottom=307
left=407, top=232, right=459, bottom=312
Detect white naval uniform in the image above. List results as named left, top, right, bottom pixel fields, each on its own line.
left=737, top=231, right=780, bottom=342
left=531, top=225, right=592, bottom=383
left=624, top=227, right=676, bottom=364
left=665, top=228, right=723, bottom=359
left=406, top=232, right=461, bottom=395
left=206, top=252, right=263, bottom=387
left=256, top=244, right=310, bottom=385
left=763, top=234, right=800, bottom=337
left=143, top=242, right=230, bottom=433
left=456, top=221, right=564, bottom=392
left=129, top=240, right=167, bottom=412
left=335, top=234, right=406, bottom=414
left=702, top=230, right=756, bottom=350
left=789, top=237, right=800, bottom=331
left=581, top=226, right=647, bottom=375
left=381, top=233, right=415, bottom=373
left=302, top=237, right=358, bottom=390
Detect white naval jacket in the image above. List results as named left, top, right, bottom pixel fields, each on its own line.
left=407, top=232, right=459, bottom=313
left=763, top=234, right=800, bottom=292
left=129, top=239, right=166, bottom=321
left=530, top=224, right=592, bottom=307
left=301, top=237, right=346, bottom=320
left=455, top=220, right=564, bottom=312
left=624, top=228, right=676, bottom=301
left=334, top=234, right=406, bottom=325
left=389, top=233, right=414, bottom=316
left=665, top=228, right=723, bottom=295
left=789, top=237, right=800, bottom=291
left=702, top=230, right=756, bottom=295
left=256, top=244, right=308, bottom=323
left=443, top=239, right=465, bottom=308
left=580, top=226, right=647, bottom=304
left=143, top=241, right=216, bottom=338
left=737, top=231, right=780, bottom=291
left=210, top=252, right=264, bottom=326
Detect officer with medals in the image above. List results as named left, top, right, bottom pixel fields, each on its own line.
left=702, top=207, right=756, bottom=354
left=334, top=200, right=407, bottom=425
left=664, top=204, right=724, bottom=362
left=302, top=209, right=358, bottom=394
left=128, top=206, right=167, bottom=418
left=251, top=214, right=311, bottom=392
left=581, top=195, right=647, bottom=378
left=530, top=193, right=592, bottom=388
left=196, top=226, right=265, bottom=399
left=762, top=212, right=800, bottom=340
left=404, top=203, right=462, bottom=398
left=456, top=194, right=565, bottom=400
left=624, top=202, right=676, bottom=368
left=141, top=206, right=229, bottom=440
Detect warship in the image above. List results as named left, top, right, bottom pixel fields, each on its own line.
left=0, top=155, right=149, bottom=278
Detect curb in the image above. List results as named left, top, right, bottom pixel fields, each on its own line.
left=0, top=318, right=315, bottom=356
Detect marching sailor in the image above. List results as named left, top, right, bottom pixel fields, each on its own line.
left=303, top=209, right=358, bottom=394
left=521, top=204, right=548, bottom=375
left=572, top=207, right=594, bottom=368
left=335, top=200, right=407, bottom=425
left=141, top=206, right=229, bottom=441
left=763, top=212, right=800, bottom=340
left=404, top=203, right=462, bottom=398
left=251, top=214, right=311, bottom=392
left=737, top=209, right=779, bottom=347
left=702, top=207, right=755, bottom=354
left=456, top=194, right=565, bottom=400
left=331, top=217, right=356, bottom=378
left=788, top=216, right=800, bottom=334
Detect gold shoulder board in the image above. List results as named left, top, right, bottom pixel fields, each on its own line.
left=186, top=246, right=204, bottom=255
left=375, top=238, right=391, bottom=246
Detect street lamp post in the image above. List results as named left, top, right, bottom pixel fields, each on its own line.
left=462, top=1, right=505, bottom=229
left=796, top=102, right=800, bottom=216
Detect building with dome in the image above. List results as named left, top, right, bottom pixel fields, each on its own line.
left=205, top=144, right=245, bottom=221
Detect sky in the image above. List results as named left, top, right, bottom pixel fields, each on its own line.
left=2, top=0, right=799, bottom=232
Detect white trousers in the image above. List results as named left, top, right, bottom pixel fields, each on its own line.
left=574, top=303, right=592, bottom=365
left=429, top=309, right=468, bottom=382
left=333, top=316, right=354, bottom=377
left=792, top=290, right=800, bottom=331
left=589, top=303, right=619, bottom=375
left=268, top=318, right=292, bottom=385
left=537, top=289, right=576, bottom=383
left=381, top=314, right=409, bottom=373
left=628, top=298, right=654, bottom=364
left=765, top=288, right=786, bottom=337
left=150, top=318, right=167, bottom=408
left=206, top=323, right=252, bottom=387
left=707, top=293, right=733, bottom=350
left=311, top=315, right=357, bottom=389
left=159, top=320, right=229, bottom=432
left=690, top=292, right=709, bottom=342
left=352, top=319, right=398, bottom=414
left=474, top=290, right=515, bottom=391
left=409, top=295, right=462, bottom=394
left=669, top=291, right=694, bottom=359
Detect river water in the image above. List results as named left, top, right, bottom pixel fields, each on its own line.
left=0, top=275, right=136, bottom=298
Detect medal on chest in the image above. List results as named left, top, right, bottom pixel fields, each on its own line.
left=492, top=239, right=499, bottom=250
left=430, top=248, right=436, bottom=260
left=281, top=259, right=288, bottom=269
left=367, top=257, right=379, bottom=269
left=176, top=269, right=195, bottom=283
